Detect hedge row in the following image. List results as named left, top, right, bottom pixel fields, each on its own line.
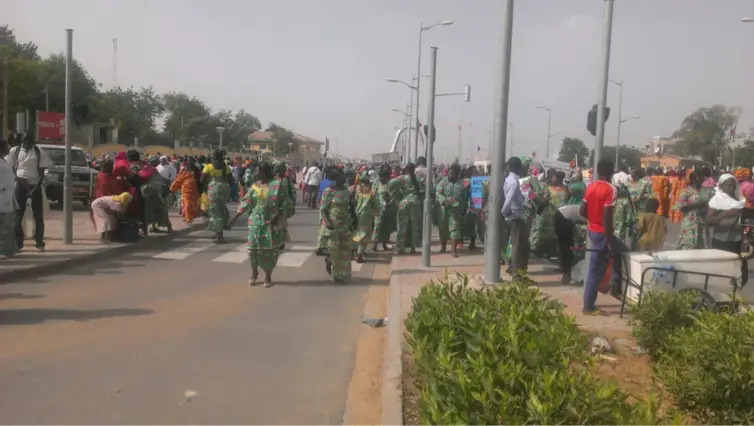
left=632, top=291, right=754, bottom=424
left=405, top=274, right=663, bottom=425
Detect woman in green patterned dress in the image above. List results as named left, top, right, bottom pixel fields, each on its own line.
left=462, top=166, right=483, bottom=250
left=531, top=171, right=570, bottom=259
left=202, top=150, right=232, bottom=243
left=613, top=184, right=637, bottom=243
left=388, top=163, right=424, bottom=254
left=435, top=163, right=467, bottom=256
left=321, top=167, right=354, bottom=283
left=673, top=171, right=708, bottom=249
left=372, top=167, right=396, bottom=251
left=567, top=171, right=586, bottom=204
left=274, top=161, right=296, bottom=250
left=352, top=172, right=380, bottom=263
left=230, top=162, right=292, bottom=288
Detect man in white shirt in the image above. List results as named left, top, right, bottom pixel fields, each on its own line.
left=6, top=135, right=53, bottom=252
left=612, top=164, right=630, bottom=187
left=157, top=156, right=177, bottom=182
left=305, top=163, right=323, bottom=209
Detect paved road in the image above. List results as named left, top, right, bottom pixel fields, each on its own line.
left=0, top=201, right=389, bottom=424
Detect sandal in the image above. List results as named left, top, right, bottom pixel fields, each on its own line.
left=264, top=279, right=274, bottom=288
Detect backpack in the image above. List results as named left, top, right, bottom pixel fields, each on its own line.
left=11, top=145, right=42, bottom=176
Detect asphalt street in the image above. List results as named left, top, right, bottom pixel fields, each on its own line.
left=0, top=200, right=390, bottom=424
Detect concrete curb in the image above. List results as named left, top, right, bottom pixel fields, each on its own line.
left=0, top=222, right=207, bottom=284
left=380, top=256, right=404, bottom=425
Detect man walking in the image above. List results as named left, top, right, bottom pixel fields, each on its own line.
left=580, top=158, right=627, bottom=316
left=306, top=163, right=323, bottom=209
left=501, top=156, right=528, bottom=279
left=7, top=134, right=52, bottom=252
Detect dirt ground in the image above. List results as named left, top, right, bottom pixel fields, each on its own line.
left=401, top=350, right=421, bottom=425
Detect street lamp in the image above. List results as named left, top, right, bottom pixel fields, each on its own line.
left=742, top=17, right=754, bottom=22
left=216, top=126, right=225, bottom=151
left=386, top=77, right=417, bottom=90
left=414, top=20, right=454, bottom=163
left=609, top=78, right=641, bottom=165
left=535, top=106, right=553, bottom=159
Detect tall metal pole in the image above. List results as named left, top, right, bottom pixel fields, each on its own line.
left=592, top=0, right=614, bottom=173
left=413, top=24, right=424, bottom=163
left=408, top=77, right=415, bottom=161
left=545, top=109, right=552, bottom=160
left=1, top=58, right=7, bottom=140
left=63, top=29, right=74, bottom=245
left=421, top=47, right=438, bottom=267
left=485, top=0, right=515, bottom=284
left=614, top=81, right=623, bottom=166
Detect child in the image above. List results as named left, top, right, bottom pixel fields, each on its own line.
left=636, top=198, right=667, bottom=251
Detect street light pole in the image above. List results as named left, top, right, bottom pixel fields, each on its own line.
left=485, top=0, right=515, bottom=284
left=610, top=79, right=623, bottom=165
left=63, top=29, right=74, bottom=245
left=216, top=126, right=225, bottom=151
left=421, top=46, right=438, bottom=268
left=408, top=76, right=415, bottom=161
left=536, top=106, right=552, bottom=159
left=593, top=0, right=615, bottom=172
left=414, top=21, right=453, bottom=163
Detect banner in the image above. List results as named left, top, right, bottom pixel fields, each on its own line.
left=37, top=111, right=65, bottom=140
left=470, top=176, right=488, bottom=209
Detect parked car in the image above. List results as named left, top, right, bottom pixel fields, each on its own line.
left=40, top=144, right=96, bottom=205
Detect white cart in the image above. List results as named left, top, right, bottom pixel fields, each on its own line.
left=619, top=249, right=745, bottom=317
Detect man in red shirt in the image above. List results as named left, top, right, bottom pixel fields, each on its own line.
left=579, top=158, right=627, bottom=315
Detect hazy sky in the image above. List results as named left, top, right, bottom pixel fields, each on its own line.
left=4, top=0, right=754, bottom=161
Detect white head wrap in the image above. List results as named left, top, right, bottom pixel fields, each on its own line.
left=708, top=173, right=746, bottom=210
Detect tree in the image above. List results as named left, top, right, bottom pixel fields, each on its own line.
left=588, top=146, right=644, bottom=170
left=227, top=110, right=261, bottom=152
left=91, top=86, right=164, bottom=142
left=266, top=122, right=297, bottom=156
left=557, top=137, right=589, bottom=167
left=162, top=92, right=211, bottom=142
left=672, top=105, right=741, bottom=163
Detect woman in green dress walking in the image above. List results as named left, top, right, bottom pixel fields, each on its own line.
left=388, top=163, right=424, bottom=254
left=352, top=172, right=380, bottom=263
left=372, top=167, right=396, bottom=251
left=436, top=163, right=467, bottom=257
left=321, top=167, right=354, bottom=283
left=231, top=162, right=292, bottom=288
left=202, top=150, right=233, bottom=243
left=273, top=161, right=296, bottom=249
left=674, top=171, right=709, bottom=249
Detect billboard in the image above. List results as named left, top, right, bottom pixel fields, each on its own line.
left=37, top=111, right=65, bottom=140
left=470, top=176, right=488, bottom=209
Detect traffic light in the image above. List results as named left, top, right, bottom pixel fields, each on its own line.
left=586, top=104, right=611, bottom=136
left=423, top=124, right=436, bottom=143
left=464, top=85, right=471, bottom=102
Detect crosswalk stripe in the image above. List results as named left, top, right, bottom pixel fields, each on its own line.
left=212, top=243, right=248, bottom=264
left=277, top=245, right=317, bottom=268
left=151, top=239, right=215, bottom=260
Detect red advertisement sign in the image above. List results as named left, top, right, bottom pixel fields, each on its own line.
left=37, top=111, right=65, bottom=140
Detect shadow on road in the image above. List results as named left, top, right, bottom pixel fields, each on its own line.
left=0, top=293, right=45, bottom=301
left=0, top=308, right=153, bottom=325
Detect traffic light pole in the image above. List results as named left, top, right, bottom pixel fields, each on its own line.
left=63, top=29, right=74, bottom=245
left=593, top=0, right=614, bottom=172
left=484, top=0, right=515, bottom=284
left=421, top=46, right=438, bottom=268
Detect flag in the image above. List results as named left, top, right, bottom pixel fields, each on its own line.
left=731, top=127, right=737, bottom=137
left=570, top=153, right=578, bottom=169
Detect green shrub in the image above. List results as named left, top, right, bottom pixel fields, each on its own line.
left=631, top=290, right=698, bottom=359
left=405, top=274, right=662, bottom=425
left=655, top=310, right=754, bottom=424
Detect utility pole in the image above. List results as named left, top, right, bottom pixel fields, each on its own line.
left=421, top=46, right=438, bottom=267
left=485, top=0, right=515, bottom=284
left=457, top=122, right=463, bottom=162
left=592, top=0, right=614, bottom=172
left=63, top=29, right=74, bottom=244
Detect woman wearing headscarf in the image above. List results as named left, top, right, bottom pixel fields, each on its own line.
left=202, top=150, right=232, bottom=243
left=627, top=168, right=648, bottom=211
left=372, top=166, right=396, bottom=252
left=320, top=167, right=355, bottom=282
left=90, top=192, right=133, bottom=243
left=531, top=170, right=571, bottom=259
left=170, top=157, right=201, bottom=225
left=435, top=163, right=467, bottom=257
left=0, top=139, right=18, bottom=256
left=567, top=170, right=586, bottom=204
left=388, top=163, right=424, bottom=254
left=705, top=173, right=747, bottom=284
left=673, top=170, right=709, bottom=249
left=352, top=171, right=380, bottom=263
left=462, top=166, right=484, bottom=250
left=133, top=151, right=172, bottom=235
left=231, top=162, right=293, bottom=288
left=612, top=183, right=637, bottom=244
left=273, top=161, right=296, bottom=249
left=651, top=168, right=670, bottom=217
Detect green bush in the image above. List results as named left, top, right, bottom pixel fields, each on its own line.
left=631, top=291, right=698, bottom=359
left=405, top=273, right=662, bottom=425
left=655, top=310, right=754, bottom=424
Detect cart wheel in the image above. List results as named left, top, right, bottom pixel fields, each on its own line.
left=679, top=288, right=717, bottom=312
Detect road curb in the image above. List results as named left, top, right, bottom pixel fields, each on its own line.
left=0, top=223, right=207, bottom=284
left=380, top=256, right=404, bottom=425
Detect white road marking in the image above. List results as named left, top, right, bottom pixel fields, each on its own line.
left=277, top=245, right=317, bottom=268
left=212, top=243, right=249, bottom=264
left=151, top=239, right=215, bottom=260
